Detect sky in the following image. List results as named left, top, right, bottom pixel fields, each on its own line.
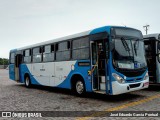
left=0, top=0, right=160, bottom=58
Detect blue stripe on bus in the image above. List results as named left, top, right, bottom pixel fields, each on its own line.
left=19, top=64, right=41, bottom=85
left=90, top=26, right=111, bottom=35
left=12, top=60, right=92, bottom=92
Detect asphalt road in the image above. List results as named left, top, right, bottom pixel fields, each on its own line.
left=0, top=69, right=160, bottom=120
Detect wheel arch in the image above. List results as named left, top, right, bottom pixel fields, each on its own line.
left=24, top=72, right=31, bottom=83
left=70, top=74, right=86, bottom=90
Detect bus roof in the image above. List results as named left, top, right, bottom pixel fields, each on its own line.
left=16, top=30, right=91, bottom=51
left=11, top=26, right=139, bottom=52
left=143, top=33, right=160, bottom=41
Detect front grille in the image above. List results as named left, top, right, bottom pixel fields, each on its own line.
left=116, top=67, right=146, bottom=77
left=126, top=78, right=142, bottom=83
left=129, top=83, right=141, bottom=88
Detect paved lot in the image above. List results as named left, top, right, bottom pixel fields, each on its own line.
left=0, top=69, right=160, bottom=120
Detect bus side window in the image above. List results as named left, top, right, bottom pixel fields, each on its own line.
left=43, top=45, right=54, bottom=62
left=23, top=49, right=31, bottom=63
left=10, top=52, right=15, bottom=64
left=32, top=47, right=42, bottom=63
left=56, top=41, right=70, bottom=61
left=72, top=37, right=89, bottom=60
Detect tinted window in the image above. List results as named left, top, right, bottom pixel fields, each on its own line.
left=25, top=50, right=30, bottom=56
left=58, top=41, right=70, bottom=51
left=43, top=45, right=54, bottom=62
left=56, top=41, right=70, bottom=61
left=33, top=47, right=40, bottom=55
left=32, top=47, right=42, bottom=63
left=44, top=45, right=51, bottom=53
left=24, top=56, right=31, bottom=63
left=56, top=51, right=70, bottom=61
left=43, top=53, right=54, bottom=62
left=72, top=37, right=89, bottom=60
left=113, top=28, right=143, bottom=39
left=24, top=49, right=31, bottom=63
left=72, top=48, right=89, bottom=59
left=73, top=37, right=89, bottom=49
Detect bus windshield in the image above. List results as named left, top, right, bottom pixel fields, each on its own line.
left=112, top=28, right=147, bottom=70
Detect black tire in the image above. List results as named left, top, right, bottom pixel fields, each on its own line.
left=74, top=80, right=86, bottom=96
left=25, top=75, right=31, bottom=88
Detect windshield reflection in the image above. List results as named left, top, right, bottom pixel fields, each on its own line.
left=112, top=38, right=147, bottom=69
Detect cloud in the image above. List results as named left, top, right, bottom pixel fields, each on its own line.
left=0, top=0, right=160, bottom=58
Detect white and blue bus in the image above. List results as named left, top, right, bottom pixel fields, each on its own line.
left=144, top=33, right=160, bottom=84
left=9, top=26, right=149, bottom=95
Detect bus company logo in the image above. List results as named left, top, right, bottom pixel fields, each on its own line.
left=2, top=112, right=11, bottom=117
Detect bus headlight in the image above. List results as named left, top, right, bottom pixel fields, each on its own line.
left=144, top=72, right=149, bottom=80
left=112, top=73, right=125, bottom=84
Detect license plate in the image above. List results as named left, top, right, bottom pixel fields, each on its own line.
left=144, top=82, right=149, bottom=86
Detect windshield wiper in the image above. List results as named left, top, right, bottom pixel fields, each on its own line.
left=121, top=37, right=132, bottom=59
left=134, top=39, right=139, bottom=56
left=121, top=37, right=130, bottom=52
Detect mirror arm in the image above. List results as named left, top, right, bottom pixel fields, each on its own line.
left=156, top=53, right=160, bottom=56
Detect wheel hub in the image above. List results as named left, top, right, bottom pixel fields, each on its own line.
left=76, top=81, right=84, bottom=94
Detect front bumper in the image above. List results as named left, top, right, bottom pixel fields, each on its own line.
left=111, top=78, right=149, bottom=95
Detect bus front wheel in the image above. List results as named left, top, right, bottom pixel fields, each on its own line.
left=74, top=80, right=86, bottom=96
left=25, top=76, right=31, bottom=88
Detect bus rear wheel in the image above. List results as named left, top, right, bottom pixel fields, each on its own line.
left=74, top=80, right=86, bottom=96
left=25, top=76, right=31, bottom=88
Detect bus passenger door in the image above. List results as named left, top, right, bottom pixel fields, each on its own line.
left=91, top=40, right=109, bottom=93
left=91, top=42, right=99, bottom=90
left=144, top=40, right=156, bottom=83
left=15, top=54, right=22, bottom=81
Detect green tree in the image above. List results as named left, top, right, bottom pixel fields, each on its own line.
left=0, top=58, right=9, bottom=65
